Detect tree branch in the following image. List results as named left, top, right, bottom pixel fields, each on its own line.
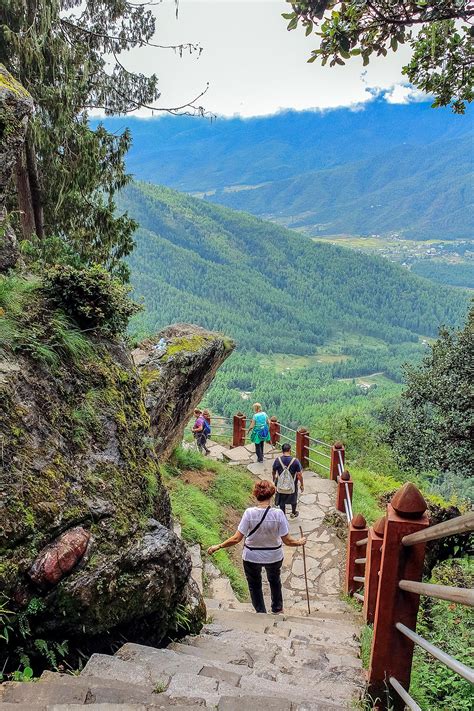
left=59, top=18, right=201, bottom=53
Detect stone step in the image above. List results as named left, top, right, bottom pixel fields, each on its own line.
left=198, top=622, right=359, bottom=659
left=37, top=670, right=181, bottom=706
left=115, top=642, right=253, bottom=679
left=207, top=608, right=359, bottom=642
left=218, top=699, right=347, bottom=711
left=0, top=681, right=88, bottom=705
left=171, top=633, right=362, bottom=685
left=81, top=653, right=157, bottom=687
left=211, top=598, right=356, bottom=623
left=168, top=641, right=254, bottom=667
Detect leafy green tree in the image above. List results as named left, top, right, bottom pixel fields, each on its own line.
left=0, top=0, right=205, bottom=274
left=284, top=1, right=474, bottom=113
left=386, top=306, right=474, bottom=495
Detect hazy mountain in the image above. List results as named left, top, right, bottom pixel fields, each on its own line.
left=96, top=101, right=473, bottom=240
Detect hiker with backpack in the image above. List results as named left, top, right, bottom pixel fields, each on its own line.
left=247, top=403, right=271, bottom=463
left=273, top=443, right=304, bottom=519
left=207, top=479, right=306, bottom=614
left=192, top=408, right=211, bottom=455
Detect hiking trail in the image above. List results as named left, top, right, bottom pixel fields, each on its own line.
left=0, top=440, right=365, bottom=710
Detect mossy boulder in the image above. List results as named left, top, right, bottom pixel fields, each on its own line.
left=133, top=323, right=235, bottom=459
left=0, top=300, right=233, bottom=651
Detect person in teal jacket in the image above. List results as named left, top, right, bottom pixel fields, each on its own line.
left=248, top=402, right=271, bottom=463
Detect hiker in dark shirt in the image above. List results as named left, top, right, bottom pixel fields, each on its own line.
left=272, top=443, right=304, bottom=519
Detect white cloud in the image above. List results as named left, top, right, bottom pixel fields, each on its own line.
left=384, top=84, right=429, bottom=104
left=106, top=0, right=419, bottom=118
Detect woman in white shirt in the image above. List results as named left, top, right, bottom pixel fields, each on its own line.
left=207, top=480, right=306, bottom=614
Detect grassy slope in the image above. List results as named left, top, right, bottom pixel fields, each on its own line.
left=163, top=447, right=253, bottom=599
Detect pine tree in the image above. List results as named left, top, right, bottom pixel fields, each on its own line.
left=0, top=0, right=206, bottom=274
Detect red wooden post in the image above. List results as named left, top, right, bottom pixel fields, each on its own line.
left=336, top=470, right=353, bottom=513
left=363, top=516, right=385, bottom=624
left=232, top=413, right=246, bottom=447
left=269, top=416, right=280, bottom=448
left=296, top=427, right=309, bottom=468
left=330, top=442, right=344, bottom=481
left=345, top=513, right=368, bottom=595
left=368, top=483, right=429, bottom=709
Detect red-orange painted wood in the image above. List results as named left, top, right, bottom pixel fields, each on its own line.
left=296, top=428, right=309, bottom=468
left=330, top=443, right=344, bottom=481
left=269, top=417, right=280, bottom=447
left=232, top=413, right=246, bottom=447
left=345, top=515, right=368, bottom=595
left=336, top=472, right=353, bottom=514
left=368, top=485, right=429, bottom=710
left=363, top=518, right=385, bottom=624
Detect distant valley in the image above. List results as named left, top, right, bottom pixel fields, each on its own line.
left=98, top=101, right=473, bottom=289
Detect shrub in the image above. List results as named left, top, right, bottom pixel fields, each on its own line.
left=43, top=264, right=141, bottom=337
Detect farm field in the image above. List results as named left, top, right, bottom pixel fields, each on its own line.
left=258, top=352, right=351, bottom=373
left=310, top=234, right=473, bottom=288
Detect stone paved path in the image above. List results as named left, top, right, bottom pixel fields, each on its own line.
left=206, top=440, right=345, bottom=616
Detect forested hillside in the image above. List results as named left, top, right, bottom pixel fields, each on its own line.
left=121, top=181, right=467, bottom=355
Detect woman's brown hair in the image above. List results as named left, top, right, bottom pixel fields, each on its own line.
left=253, top=480, right=275, bottom=501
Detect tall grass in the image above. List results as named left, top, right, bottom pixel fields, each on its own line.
left=0, top=274, right=94, bottom=368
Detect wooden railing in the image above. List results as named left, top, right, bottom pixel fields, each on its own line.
left=344, top=482, right=474, bottom=710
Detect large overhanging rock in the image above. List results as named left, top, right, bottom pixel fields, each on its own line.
left=1, top=323, right=232, bottom=647
left=133, top=323, right=235, bottom=459
left=0, top=64, right=33, bottom=271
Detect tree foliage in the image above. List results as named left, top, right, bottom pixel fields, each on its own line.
left=284, top=1, right=474, bottom=113
left=386, top=306, right=474, bottom=496
left=0, top=0, right=205, bottom=273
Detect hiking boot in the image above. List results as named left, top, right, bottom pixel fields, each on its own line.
left=290, top=511, right=299, bottom=519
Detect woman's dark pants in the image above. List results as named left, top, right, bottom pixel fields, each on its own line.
left=243, top=559, right=283, bottom=613
left=255, top=441, right=264, bottom=462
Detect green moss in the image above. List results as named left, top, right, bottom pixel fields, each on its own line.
left=163, top=334, right=209, bottom=359
left=0, top=67, right=31, bottom=98
left=140, top=368, right=161, bottom=388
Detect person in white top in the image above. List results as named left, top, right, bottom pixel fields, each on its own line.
left=207, top=480, right=306, bottom=614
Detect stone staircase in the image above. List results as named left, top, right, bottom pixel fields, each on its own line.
left=0, top=440, right=365, bottom=710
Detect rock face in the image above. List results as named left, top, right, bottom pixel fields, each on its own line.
left=0, top=64, right=33, bottom=271
left=133, top=323, right=234, bottom=459
left=0, top=321, right=233, bottom=647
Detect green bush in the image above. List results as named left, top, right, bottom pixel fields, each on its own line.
left=43, top=264, right=141, bottom=336
left=409, top=558, right=474, bottom=711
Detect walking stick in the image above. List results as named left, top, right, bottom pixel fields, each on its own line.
left=299, top=525, right=311, bottom=615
